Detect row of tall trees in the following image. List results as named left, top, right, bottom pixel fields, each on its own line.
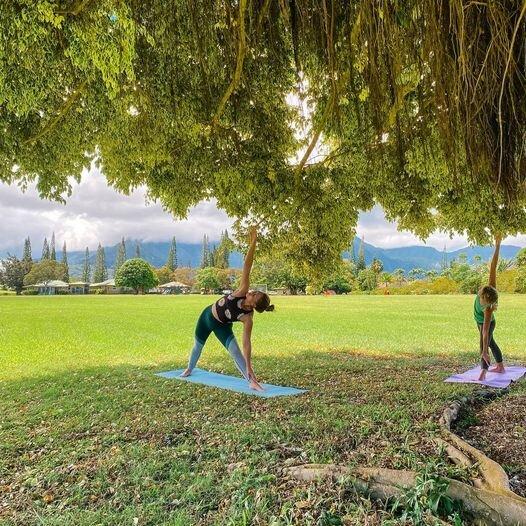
left=200, top=231, right=232, bottom=269
left=0, top=235, right=179, bottom=290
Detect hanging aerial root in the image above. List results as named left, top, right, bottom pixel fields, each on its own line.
left=211, top=0, right=248, bottom=127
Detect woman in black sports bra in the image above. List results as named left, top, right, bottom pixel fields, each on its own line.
left=181, top=227, right=274, bottom=391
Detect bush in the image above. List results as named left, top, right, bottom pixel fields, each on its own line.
left=458, top=272, right=482, bottom=294
left=385, top=277, right=459, bottom=295
left=356, top=268, right=377, bottom=291
left=498, top=269, right=517, bottom=293
left=21, top=289, right=39, bottom=295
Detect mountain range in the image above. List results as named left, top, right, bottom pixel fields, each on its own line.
left=1, top=237, right=522, bottom=276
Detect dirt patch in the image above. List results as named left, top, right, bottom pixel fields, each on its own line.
left=456, top=393, right=526, bottom=497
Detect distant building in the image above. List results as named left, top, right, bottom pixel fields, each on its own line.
left=26, top=280, right=69, bottom=295
left=68, top=282, right=90, bottom=294
left=158, top=281, right=191, bottom=294
left=90, top=278, right=121, bottom=294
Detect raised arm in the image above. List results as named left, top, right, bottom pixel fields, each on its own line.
left=234, top=226, right=257, bottom=296
left=488, top=235, right=501, bottom=289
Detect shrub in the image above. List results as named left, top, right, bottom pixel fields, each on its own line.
left=498, top=269, right=517, bottom=293
left=458, top=272, right=482, bottom=294
left=21, top=289, right=39, bottom=295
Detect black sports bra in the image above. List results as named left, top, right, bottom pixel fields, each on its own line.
left=214, top=293, right=253, bottom=323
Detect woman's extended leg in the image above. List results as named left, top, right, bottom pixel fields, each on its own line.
left=181, top=307, right=213, bottom=376
left=488, top=321, right=505, bottom=372
left=211, top=323, right=249, bottom=380
left=212, top=325, right=263, bottom=390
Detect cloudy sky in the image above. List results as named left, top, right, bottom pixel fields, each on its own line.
left=1, top=165, right=525, bottom=254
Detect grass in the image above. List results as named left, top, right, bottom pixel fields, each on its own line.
left=1, top=294, right=525, bottom=525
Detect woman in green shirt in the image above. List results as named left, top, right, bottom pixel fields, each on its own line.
left=474, top=235, right=505, bottom=381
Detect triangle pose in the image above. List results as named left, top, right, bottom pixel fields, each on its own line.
left=475, top=235, right=506, bottom=381
left=181, top=227, right=274, bottom=391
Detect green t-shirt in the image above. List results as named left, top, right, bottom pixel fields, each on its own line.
left=474, top=294, right=496, bottom=324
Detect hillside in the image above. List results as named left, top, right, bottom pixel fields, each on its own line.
left=1, top=238, right=522, bottom=275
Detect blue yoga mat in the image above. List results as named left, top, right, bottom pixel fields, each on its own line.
left=156, top=368, right=307, bottom=398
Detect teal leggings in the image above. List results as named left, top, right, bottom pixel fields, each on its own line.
left=187, top=306, right=248, bottom=379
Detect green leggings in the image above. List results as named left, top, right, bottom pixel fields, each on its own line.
left=187, top=306, right=248, bottom=379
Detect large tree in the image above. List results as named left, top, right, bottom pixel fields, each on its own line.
left=166, top=236, right=177, bottom=271
left=23, top=259, right=67, bottom=285
left=93, top=243, right=107, bottom=283
left=1, top=2, right=524, bottom=276
left=22, top=237, right=32, bottom=263
left=82, top=247, right=91, bottom=283
left=115, top=237, right=127, bottom=273
left=61, top=241, right=69, bottom=282
left=115, top=258, right=158, bottom=294
left=0, top=256, right=31, bottom=294
left=50, top=232, right=56, bottom=261
left=41, top=238, right=50, bottom=261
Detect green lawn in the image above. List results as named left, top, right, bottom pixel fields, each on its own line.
left=1, top=294, right=525, bottom=525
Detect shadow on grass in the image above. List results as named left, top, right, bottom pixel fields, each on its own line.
left=2, top=350, right=519, bottom=526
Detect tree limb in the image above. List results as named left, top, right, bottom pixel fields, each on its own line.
left=24, top=80, right=88, bottom=145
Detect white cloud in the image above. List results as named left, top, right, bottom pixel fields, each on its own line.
left=1, top=167, right=525, bottom=254
left=356, top=206, right=526, bottom=250
left=0, top=166, right=233, bottom=253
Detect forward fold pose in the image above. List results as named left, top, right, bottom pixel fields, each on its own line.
left=475, top=235, right=505, bottom=381
left=181, top=227, right=274, bottom=391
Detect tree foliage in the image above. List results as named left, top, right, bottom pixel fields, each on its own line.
left=50, top=232, right=56, bottom=261
left=82, top=247, right=91, bottom=283
left=23, top=259, right=67, bottom=285
left=0, top=256, right=31, bottom=294
left=195, top=266, right=221, bottom=293
left=22, top=237, right=32, bottom=263
left=1, top=1, right=524, bottom=276
left=61, top=241, right=69, bottom=282
left=93, top=243, right=107, bottom=283
left=115, top=237, right=127, bottom=272
left=515, top=248, right=526, bottom=294
left=41, top=238, right=50, bottom=260
left=166, top=236, right=177, bottom=271
left=155, top=266, right=173, bottom=286
left=115, top=258, right=158, bottom=293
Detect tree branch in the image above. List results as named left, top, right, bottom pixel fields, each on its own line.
left=24, top=80, right=88, bottom=145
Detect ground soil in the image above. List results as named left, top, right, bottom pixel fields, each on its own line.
left=457, top=393, right=526, bottom=497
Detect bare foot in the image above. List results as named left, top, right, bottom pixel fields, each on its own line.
left=478, top=369, right=487, bottom=381
left=180, top=368, right=192, bottom=377
left=249, top=379, right=264, bottom=392
left=489, top=364, right=505, bottom=373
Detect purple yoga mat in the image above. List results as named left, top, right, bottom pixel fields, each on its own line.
left=445, top=365, right=526, bottom=388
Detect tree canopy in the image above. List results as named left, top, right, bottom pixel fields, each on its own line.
left=1, top=1, right=525, bottom=277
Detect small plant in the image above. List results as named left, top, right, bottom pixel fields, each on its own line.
left=390, top=461, right=464, bottom=525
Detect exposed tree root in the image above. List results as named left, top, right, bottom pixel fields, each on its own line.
left=283, top=464, right=526, bottom=526
left=283, top=393, right=526, bottom=525
left=438, top=394, right=526, bottom=503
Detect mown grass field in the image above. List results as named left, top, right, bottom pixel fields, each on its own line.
left=1, top=294, right=525, bottom=525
